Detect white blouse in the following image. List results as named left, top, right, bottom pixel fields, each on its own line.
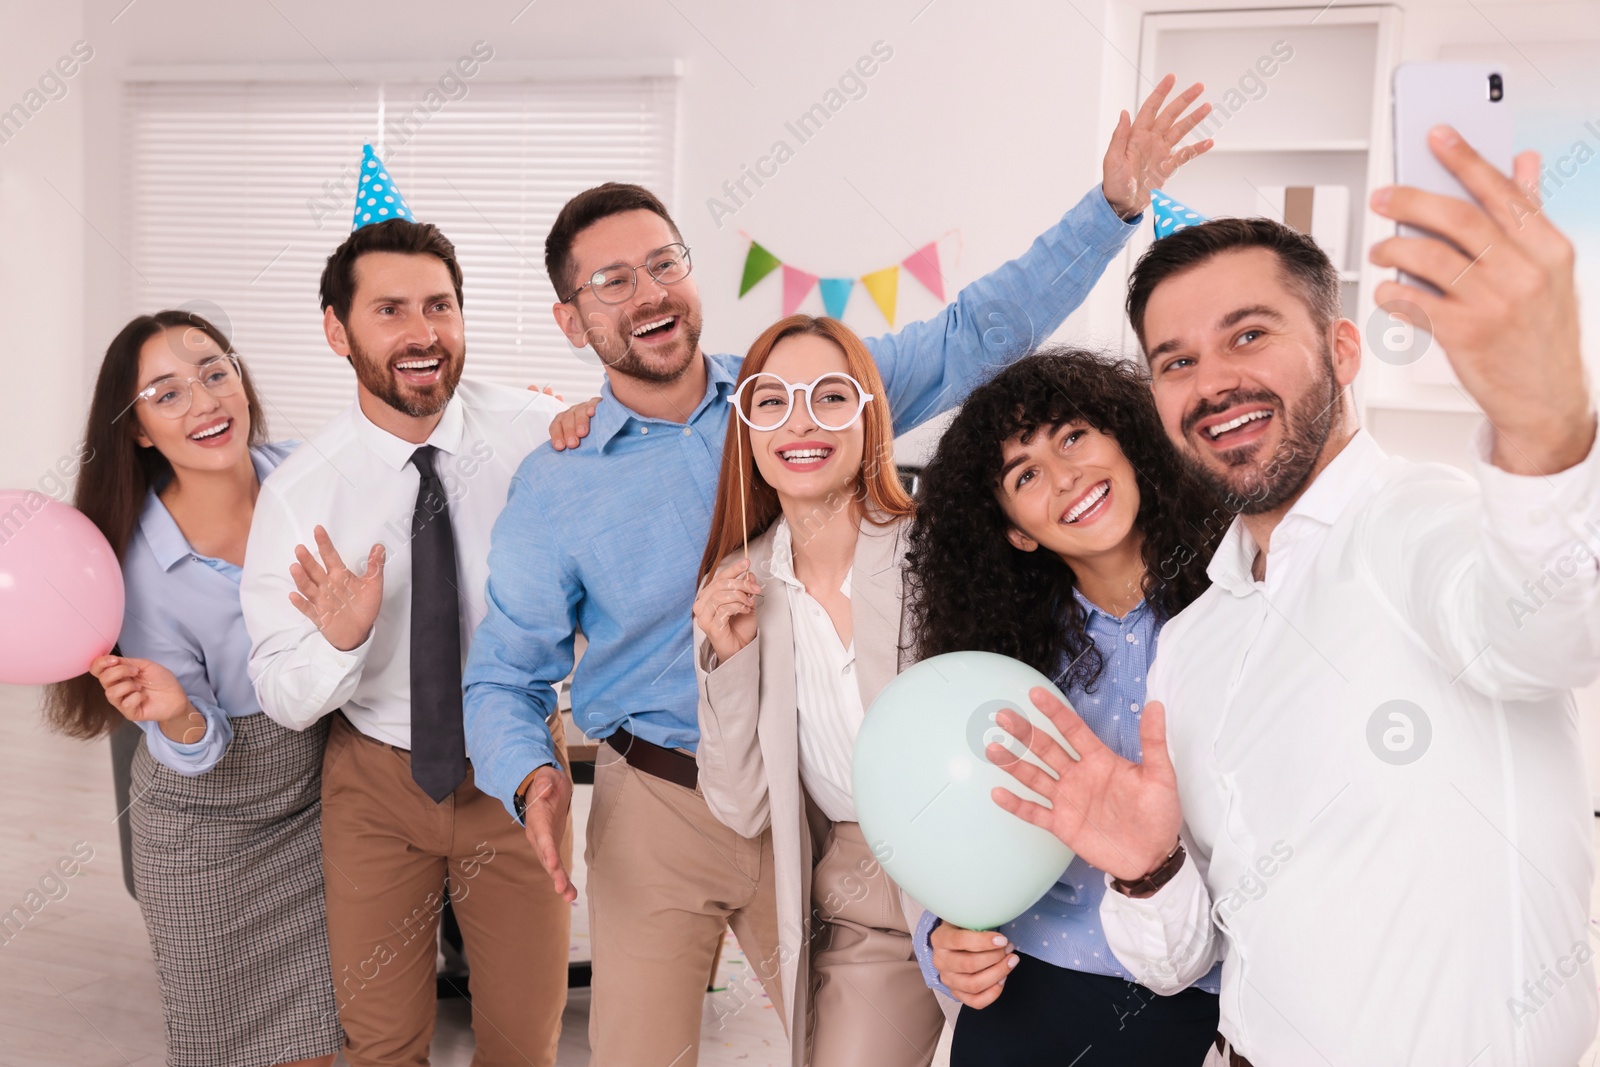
left=769, top=519, right=864, bottom=824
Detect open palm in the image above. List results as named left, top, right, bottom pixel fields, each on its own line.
left=989, top=688, right=1182, bottom=882
left=1101, top=73, right=1215, bottom=220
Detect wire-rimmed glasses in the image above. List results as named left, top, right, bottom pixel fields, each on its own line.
left=563, top=242, right=693, bottom=304
left=133, top=354, right=244, bottom=419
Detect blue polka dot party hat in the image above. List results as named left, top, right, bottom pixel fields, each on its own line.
left=352, top=144, right=416, bottom=231
left=1150, top=189, right=1205, bottom=239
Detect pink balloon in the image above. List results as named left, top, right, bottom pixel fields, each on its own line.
left=0, top=490, right=125, bottom=685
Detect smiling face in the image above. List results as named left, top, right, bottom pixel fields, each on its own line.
left=131, top=327, right=252, bottom=474
left=1142, top=247, right=1357, bottom=514
left=996, top=420, right=1143, bottom=568
left=326, top=251, right=466, bottom=419
left=554, top=209, right=704, bottom=384
left=747, top=333, right=867, bottom=507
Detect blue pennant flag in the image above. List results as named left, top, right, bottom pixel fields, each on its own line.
left=818, top=277, right=854, bottom=319
left=1150, top=189, right=1205, bottom=240
left=352, top=144, right=416, bottom=231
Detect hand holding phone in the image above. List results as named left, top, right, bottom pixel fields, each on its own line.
left=1369, top=84, right=1593, bottom=476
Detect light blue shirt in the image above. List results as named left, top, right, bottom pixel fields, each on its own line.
left=462, top=185, right=1138, bottom=817
left=117, top=442, right=297, bottom=775
left=912, top=590, right=1223, bottom=995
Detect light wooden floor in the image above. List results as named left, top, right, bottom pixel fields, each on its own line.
left=3, top=679, right=1593, bottom=1066
left=0, top=685, right=806, bottom=1066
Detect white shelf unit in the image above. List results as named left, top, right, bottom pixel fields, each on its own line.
left=1129, top=5, right=1402, bottom=418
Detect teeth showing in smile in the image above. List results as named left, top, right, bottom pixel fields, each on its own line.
left=1207, top=409, right=1271, bottom=438
left=190, top=420, right=231, bottom=441
left=1063, top=481, right=1109, bottom=523
left=632, top=316, right=675, bottom=337
left=396, top=359, right=440, bottom=372
left=778, top=448, right=830, bottom=462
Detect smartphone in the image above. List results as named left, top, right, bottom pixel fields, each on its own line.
left=1392, top=62, right=1515, bottom=292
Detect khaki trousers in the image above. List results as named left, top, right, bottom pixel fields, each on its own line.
left=321, top=712, right=574, bottom=1067
left=584, top=742, right=784, bottom=1066
left=808, top=821, right=944, bottom=1067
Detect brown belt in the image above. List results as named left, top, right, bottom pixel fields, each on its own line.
left=1214, top=1034, right=1254, bottom=1067
left=605, top=725, right=698, bottom=791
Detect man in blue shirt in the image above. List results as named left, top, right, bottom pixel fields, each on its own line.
left=463, top=76, right=1213, bottom=1063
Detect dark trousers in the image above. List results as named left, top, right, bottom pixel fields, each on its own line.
left=951, top=953, right=1218, bottom=1066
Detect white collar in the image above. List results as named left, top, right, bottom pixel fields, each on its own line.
left=1208, top=429, right=1388, bottom=594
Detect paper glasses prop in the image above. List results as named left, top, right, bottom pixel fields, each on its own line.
left=723, top=371, right=875, bottom=558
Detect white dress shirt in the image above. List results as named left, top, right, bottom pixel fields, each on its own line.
left=769, top=518, right=865, bottom=823
left=1100, top=427, right=1600, bottom=1067
left=241, top=378, right=563, bottom=748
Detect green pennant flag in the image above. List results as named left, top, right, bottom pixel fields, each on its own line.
left=738, top=241, right=782, bottom=297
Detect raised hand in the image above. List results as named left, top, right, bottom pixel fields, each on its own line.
left=989, top=688, right=1182, bottom=883
left=288, top=525, right=385, bottom=652
left=521, top=764, right=576, bottom=903
left=548, top=395, right=602, bottom=452
left=1102, top=73, right=1215, bottom=220
left=692, top=557, right=761, bottom=664
left=1369, top=127, right=1596, bottom=476
left=931, top=922, right=1018, bottom=1009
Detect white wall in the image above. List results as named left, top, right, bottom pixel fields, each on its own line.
left=0, top=3, right=87, bottom=500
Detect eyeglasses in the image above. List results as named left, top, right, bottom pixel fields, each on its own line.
left=134, top=355, right=244, bottom=419
left=727, top=372, right=874, bottom=433
left=563, top=243, right=692, bottom=304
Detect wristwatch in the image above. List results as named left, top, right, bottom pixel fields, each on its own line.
left=1110, top=841, right=1186, bottom=898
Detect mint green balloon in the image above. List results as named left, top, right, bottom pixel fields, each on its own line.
left=851, top=651, right=1080, bottom=931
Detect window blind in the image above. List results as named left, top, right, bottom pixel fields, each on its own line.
left=123, top=74, right=677, bottom=439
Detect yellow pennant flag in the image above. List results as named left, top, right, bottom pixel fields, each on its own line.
left=860, top=266, right=899, bottom=326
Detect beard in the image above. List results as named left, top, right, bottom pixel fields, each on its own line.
left=1177, top=343, right=1342, bottom=516
left=349, top=335, right=464, bottom=419
left=592, top=300, right=704, bottom=385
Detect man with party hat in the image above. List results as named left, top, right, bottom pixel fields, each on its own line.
left=241, top=145, right=574, bottom=1067
left=461, top=76, right=1215, bottom=1065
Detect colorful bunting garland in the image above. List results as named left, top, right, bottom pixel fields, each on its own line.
left=736, top=232, right=957, bottom=326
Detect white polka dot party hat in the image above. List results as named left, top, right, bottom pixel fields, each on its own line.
left=1150, top=189, right=1205, bottom=239
left=351, top=144, right=416, bottom=231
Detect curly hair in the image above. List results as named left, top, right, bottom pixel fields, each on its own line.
left=905, top=348, right=1226, bottom=692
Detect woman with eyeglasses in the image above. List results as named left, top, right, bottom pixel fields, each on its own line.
left=43, top=311, right=341, bottom=1067
left=692, top=315, right=945, bottom=1067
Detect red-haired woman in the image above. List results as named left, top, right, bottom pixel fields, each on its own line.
left=692, top=315, right=944, bottom=1067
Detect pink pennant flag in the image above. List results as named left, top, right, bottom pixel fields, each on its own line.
left=781, top=265, right=819, bottom=317
left=900, top=241, right=944, bottom=302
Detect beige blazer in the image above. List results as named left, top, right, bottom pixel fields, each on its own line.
left=694, top=513, right=941, bottom=1060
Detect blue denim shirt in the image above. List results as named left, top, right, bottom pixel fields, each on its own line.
left=118, top=442, right=298, bottom=775
left=913, top=591, right=1223, bottom=995
left=462, top=185, right=1138, bottom=817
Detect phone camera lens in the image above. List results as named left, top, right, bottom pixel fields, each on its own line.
left=1488, top=73, right=1504, bottom=101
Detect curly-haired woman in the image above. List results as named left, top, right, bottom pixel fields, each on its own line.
left=903, top=348, right=1225, bottom=1066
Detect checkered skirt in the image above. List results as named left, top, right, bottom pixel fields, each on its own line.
left=130, top=712, right=342, bottom=1067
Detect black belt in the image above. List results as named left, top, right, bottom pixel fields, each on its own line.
left=605, top=726, right=698, bottom=790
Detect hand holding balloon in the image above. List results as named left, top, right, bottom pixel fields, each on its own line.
left=990, top=688, right=1181, bottom=883
left=89, top=654, right=205, bottom=743
left=692, top=557, right=761, bottom=664
left=930, top=922, right=1018, bottom=1009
